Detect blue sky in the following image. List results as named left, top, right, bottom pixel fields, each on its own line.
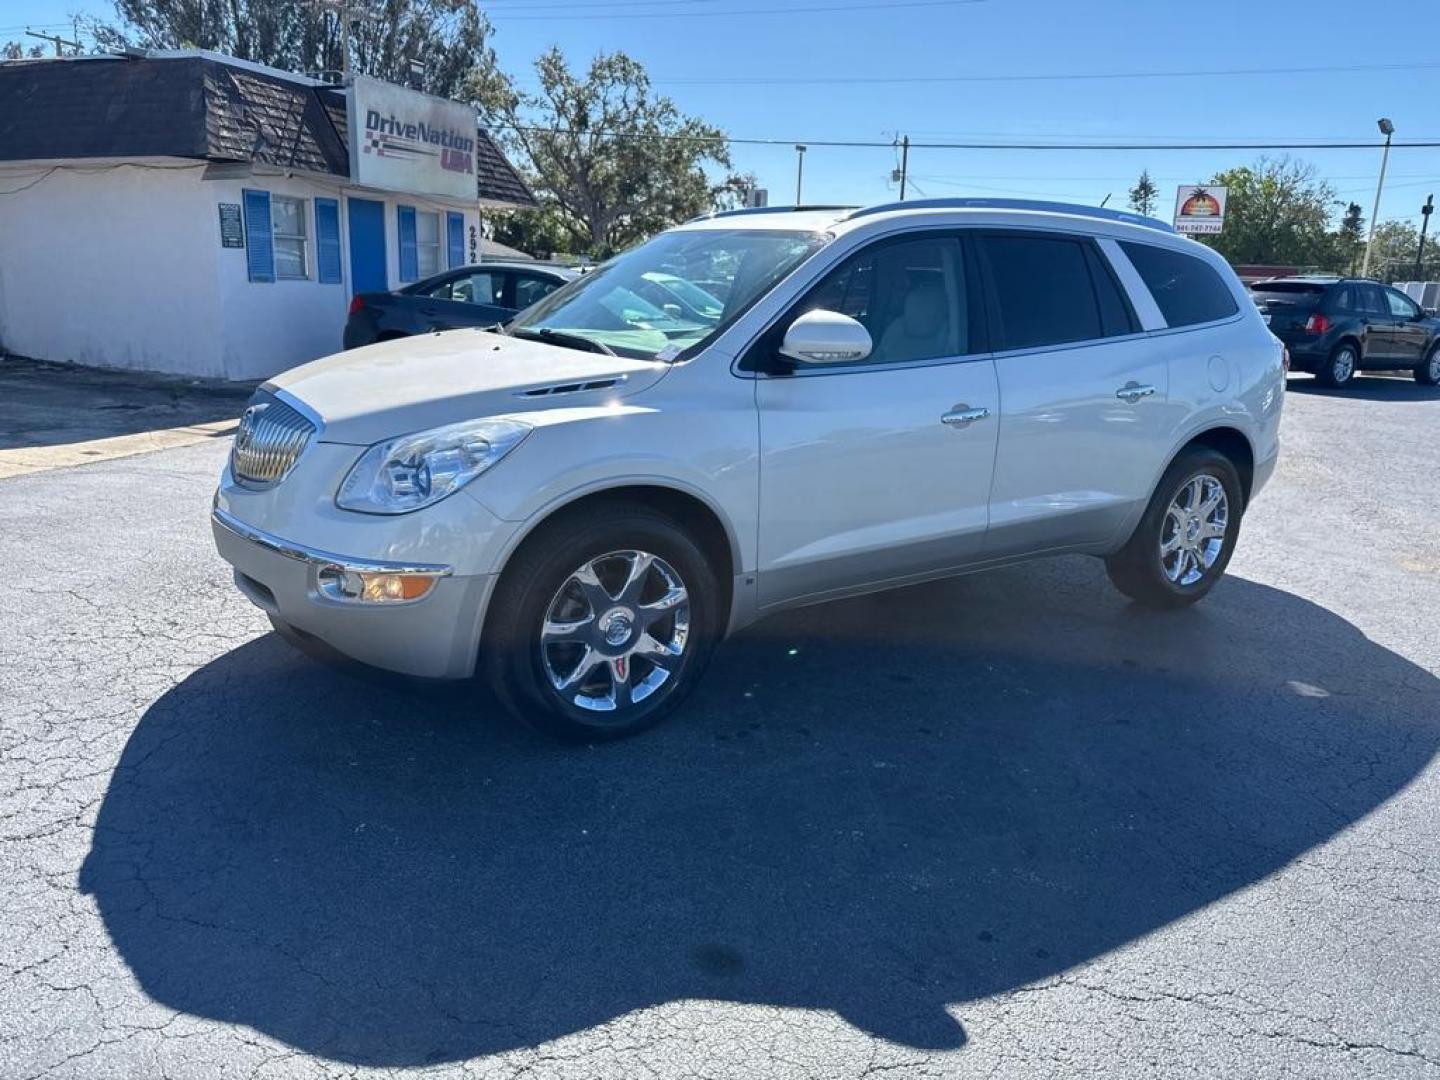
left=7, top=0, right=1439, bottom=226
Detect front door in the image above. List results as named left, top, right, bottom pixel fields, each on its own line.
left=976, top=230, right=1172, bottom=555
left=346, top=197, right=387, bottom=295
left=1382, top=286, right=1429, bottom=364
left=754, top=232, right=1000, bottom=610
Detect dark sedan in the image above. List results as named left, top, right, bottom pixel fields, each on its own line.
left=1251, top=276, right=1440, bottom=387
left=342, top=262, right=578, bottom=350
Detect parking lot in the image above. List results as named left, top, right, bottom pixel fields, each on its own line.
left=2, top=375, right=1438, bottom=1078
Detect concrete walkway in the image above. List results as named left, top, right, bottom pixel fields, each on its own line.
left=0, top=356, right=253, bottom=478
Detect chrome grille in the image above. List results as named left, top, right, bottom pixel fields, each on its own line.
left=230, top=393, right=316, bottom=487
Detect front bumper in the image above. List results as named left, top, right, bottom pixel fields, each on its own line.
left=212, top=507, right=495, bottom=679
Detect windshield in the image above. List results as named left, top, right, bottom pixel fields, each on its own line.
left=508, top=228, right=829, bottom=360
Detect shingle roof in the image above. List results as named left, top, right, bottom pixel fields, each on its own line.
left=0, top=54, right=536, bottom=208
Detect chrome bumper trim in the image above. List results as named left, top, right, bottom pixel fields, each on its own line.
left=212, top=507, right=453, bottom=577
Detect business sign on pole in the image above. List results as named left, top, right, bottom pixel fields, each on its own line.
left=1173, top=185, right=1227, bottom=235
left=347, top=75, right=478, bottom=201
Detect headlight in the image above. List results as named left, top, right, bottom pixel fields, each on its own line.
left=335, top=418, right=530, bottom=514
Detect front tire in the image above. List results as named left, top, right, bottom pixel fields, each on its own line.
left=1105, top=447, right=1244, bottom=609
left=481, top=503, right=720, bottom=741
left=1315, top=341, right=1358, bottom=388
left=1416, top=344, right=1440, bottom=386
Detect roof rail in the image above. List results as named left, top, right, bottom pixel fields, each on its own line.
left=844, top=197, right=1176, bottom=233
left=688, top=204, right=857, bottom=223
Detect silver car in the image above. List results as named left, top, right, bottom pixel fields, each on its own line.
left=213, top=199, right=1285, bottom=739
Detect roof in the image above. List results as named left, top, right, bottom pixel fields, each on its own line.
left=480, top=238, right=537, bottom=261
left=679, top=201, right=1201, bottom=255
left=0, top=53, right=536, bottom=209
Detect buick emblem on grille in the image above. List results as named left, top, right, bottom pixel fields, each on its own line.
left=230, top=394, right=316, bottom=488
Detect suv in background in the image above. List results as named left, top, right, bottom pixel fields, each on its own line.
left=1251, top=276, right=1440, bottom=387
left=342, top=262, right=577, bottom=350
left=215, top=199, right=1284, bottom=740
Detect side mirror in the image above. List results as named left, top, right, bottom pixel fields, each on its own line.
left=778, top=309, right=873, bottom=365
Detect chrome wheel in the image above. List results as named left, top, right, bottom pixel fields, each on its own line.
left=1159, top=474, right=1229, bottom=587
left=540, top=550, right=690, bottom=714
left=1331, top=346, right=1356, bottom=384
left=1429, top=350, right=1440, bottom=382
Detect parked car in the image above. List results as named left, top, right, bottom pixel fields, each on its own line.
left=1250, top=276, right=1440, bottom=387
left=341, top=262, right=577, bottom=349
left=215, top=198, right=1284, bottom=740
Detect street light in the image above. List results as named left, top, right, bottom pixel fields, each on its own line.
left=1361, top=117, right=1395, bottom=277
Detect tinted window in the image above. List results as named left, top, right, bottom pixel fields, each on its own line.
left=801, top=235, right=968, bottom=365
left=1357, top=284, right=1388, bottom=315
left=513, top=275, right=560, bottom=310
left=982, top=234, right=1104, bottom=349
left=1251, top=280, right=1327, bottom=295
left=1120, top=242, right=1240, bottom=328
left=1251, top=282, right=1326, bottom=309
left=1086, top=246, right=1139, bottom=337
left=1329, top=286, right=1354, bottom=312
left=1385, top=287, right=1421, bottom=319
left=446, top=272, right=500, bottom=305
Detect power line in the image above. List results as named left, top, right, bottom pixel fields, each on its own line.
left=494, top=125, right=1440, bottom=151
left=487, top=0, right=984, bottom=19
left=634, top=58, right=1440, bottom=85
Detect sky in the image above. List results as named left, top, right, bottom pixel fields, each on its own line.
left=6, top=0, right=1439, bottom=227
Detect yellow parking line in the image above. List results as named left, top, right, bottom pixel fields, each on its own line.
left=0, top=420, right=237, bottom=479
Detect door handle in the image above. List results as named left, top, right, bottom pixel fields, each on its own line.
left=1115, top=382, right=1157, bottom=403
left=941, top=406, right=990, bottom=427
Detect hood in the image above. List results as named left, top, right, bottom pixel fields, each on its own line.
left=267, top=329, right=670, bottom=445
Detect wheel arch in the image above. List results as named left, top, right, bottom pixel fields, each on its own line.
left=488, top=481, right=742, bottom=633
left=1173, top=425, right=1256, bottom=505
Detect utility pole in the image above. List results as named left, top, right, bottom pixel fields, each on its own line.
left=26, top=27, right=82, bottom=56
left=1362, top=118, right=1395, bottom=278
left=794, top=144, right=807, bottom=205
left=312, top=0, right=378, bottom=79
left=1415, top=194, right=1434, bottom=282
left=899, top=135, right=909, bottom=201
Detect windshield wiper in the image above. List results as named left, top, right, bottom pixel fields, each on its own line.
left=510, top=327, right=615, bottom=356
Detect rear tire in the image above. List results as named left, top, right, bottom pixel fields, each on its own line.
left=1315, top=341, right=1358, bottom=388
left=1105, top=447, right=1244, bottom=609
left=1416, top=344, right=1440, bottom=386
left=481, top=503, right=721, bottom=741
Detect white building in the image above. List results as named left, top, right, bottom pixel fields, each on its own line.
left=0, top=51, right=535, bottom=381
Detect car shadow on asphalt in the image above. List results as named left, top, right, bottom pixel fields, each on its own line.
left=80, top=556, right=1440, bottom=1066
left=1286, top=373, right=1440, bottom=401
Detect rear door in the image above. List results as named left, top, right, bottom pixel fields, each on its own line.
left=978, top=230, right=1173, bottom=555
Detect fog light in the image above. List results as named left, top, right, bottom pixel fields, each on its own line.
left=317, top=565, right=438, bottom=603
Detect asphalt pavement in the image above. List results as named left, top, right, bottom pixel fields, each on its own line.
left=2, top=375, right=1438, bottom=1079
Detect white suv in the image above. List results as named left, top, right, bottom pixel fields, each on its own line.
left=214, top=199, right=1285, bottom=739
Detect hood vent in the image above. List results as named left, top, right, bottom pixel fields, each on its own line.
left=518, top=375, right=627, bottom=398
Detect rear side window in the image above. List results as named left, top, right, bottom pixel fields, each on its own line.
left=981, top=233, right=1114, bottom=350
left=1356, top=284, right=1388, bottom=315
left=1120, top=242, right=1239, bottom=328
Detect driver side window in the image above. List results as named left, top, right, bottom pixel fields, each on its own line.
left=800, top=235, right=970, bottom=366
left=1385, top=288, right=1420, bottom=319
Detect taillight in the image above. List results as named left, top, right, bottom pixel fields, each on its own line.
left=1303, top=313, right=1330, bottom=334
left=348, top=295, right=365, bottom=316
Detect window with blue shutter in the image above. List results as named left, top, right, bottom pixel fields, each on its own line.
left=397, top=205, right=418, bottom=282
left=446, top=211, right=465, bottom=269
left=242, top=189, right=274, bottom=283
left=314, top=198, right=342, bottom=284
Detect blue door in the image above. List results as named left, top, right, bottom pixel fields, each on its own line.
left=347, top=198, right=387, bottom=294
